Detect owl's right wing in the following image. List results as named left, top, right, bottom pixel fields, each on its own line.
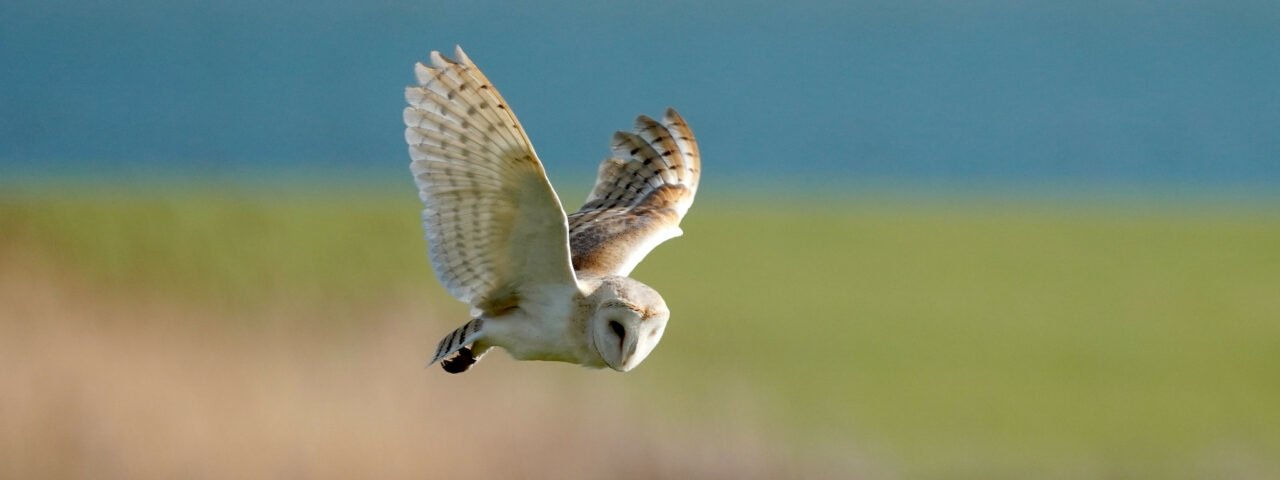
left=404, top=46, right=577, bottom=316
left=568, top=109, right=701, bottom=277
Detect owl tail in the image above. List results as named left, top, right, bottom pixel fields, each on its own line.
left=428, top=318, right=485, bottom=371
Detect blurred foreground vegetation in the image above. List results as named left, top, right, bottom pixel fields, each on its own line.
left=3, top=185, right=1279, bottom=479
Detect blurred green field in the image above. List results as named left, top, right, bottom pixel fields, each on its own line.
left=3, top=186, right=1279, bottom=479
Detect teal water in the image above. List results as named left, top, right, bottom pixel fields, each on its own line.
left=2, top=1, right=1278, bottom=186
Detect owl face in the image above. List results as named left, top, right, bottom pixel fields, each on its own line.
left=590, top=287, right=669, bottom=372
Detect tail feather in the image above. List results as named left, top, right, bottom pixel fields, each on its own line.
left=428, top=318, right=485, bottom=367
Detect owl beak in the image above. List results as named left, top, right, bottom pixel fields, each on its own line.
left=617, top=338, right=643, bottom=372
left=606, top=344, right=637, bottom=372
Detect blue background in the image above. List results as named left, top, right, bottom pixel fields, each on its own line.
left=3, top=0, right=1278, bottom=186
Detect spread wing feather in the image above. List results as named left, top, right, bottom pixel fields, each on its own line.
left=404, top=46, right=576, bottom=314
left=568, top=109, right=701, bottom=276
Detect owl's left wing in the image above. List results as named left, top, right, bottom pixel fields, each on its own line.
left=404, top=47, right=577, bottom=317
left=568, top=109, right=700, bottom=277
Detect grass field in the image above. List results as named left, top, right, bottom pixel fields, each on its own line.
left=3, top=186, right=1278, bottom=479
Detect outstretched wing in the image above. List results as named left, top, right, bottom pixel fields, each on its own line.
left=404, top=46, right=577, bottom=315
left=568, top=109, right=701, bottom=277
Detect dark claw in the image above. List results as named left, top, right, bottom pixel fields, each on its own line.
left=441, top=347, right=476, bottom=374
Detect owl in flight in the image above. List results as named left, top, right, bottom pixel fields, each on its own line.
left=403, top=46, right=700, bottom=374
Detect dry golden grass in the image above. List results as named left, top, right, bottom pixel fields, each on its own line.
left=0, top=251, right=851, bottom=480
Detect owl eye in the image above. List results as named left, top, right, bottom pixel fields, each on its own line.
left=608, top=320, right=626, bottom=346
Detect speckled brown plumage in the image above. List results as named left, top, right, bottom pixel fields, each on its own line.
left=568, top=109, right=701, bottom=276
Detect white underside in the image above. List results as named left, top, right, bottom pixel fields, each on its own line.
left=482, top=282, right=602, bottom=367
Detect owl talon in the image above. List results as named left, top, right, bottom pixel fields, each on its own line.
left=441, top=347, right=476, bottom=374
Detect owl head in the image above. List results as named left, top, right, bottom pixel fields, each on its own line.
left=587, top=277, right=669, bottom=372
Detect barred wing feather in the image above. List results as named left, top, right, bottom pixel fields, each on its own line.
left=404, top=46, right=576, bottom=315
left=568, top=109, right=700, bottom=276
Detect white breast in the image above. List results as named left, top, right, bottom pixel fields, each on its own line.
left=482, top=283, right=596, bottom=365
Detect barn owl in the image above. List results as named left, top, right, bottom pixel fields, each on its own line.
left=403, top=46, right=700, bottom=373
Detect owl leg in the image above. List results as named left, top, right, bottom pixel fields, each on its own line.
left=439, top=341, right=493, bottom=374
left=441, top=347, right=476, bottom=373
